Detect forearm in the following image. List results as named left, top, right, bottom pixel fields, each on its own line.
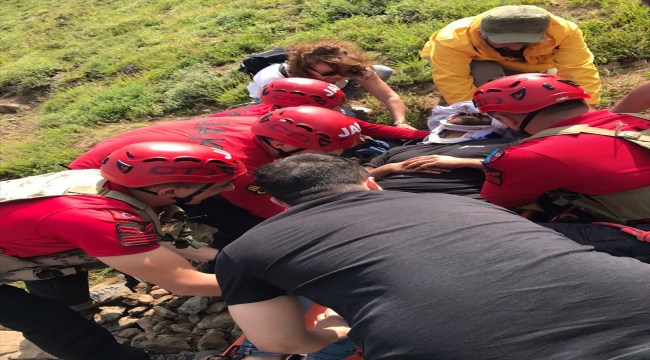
left=365, top=164, right=396, bottom=179
left=154, top=270, right=221, bottom=296
left=384, top=96, right=407, bottom=123
left=612, top=81, right=650, bottom=113
left=161, top=242, right=218, bottom=262
left=456, top=158, right=484, bottom=169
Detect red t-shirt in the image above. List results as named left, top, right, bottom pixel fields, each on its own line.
left=69, top=117, right=285, bottom=219
left=0, top=182, right=160, bottom=258
left=480, top=110, right=650, bottom=209
left=209, top=104, right=430, bottom=140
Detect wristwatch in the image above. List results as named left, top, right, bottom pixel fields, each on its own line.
left=393, top=121, right=411, bottom=126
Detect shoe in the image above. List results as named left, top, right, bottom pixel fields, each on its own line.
left=198, top=260, right=216, bottom=274
left=70, top=283, right=127, bottom=311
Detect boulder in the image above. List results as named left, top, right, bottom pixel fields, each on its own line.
left=132, top=335, right=191, bottom=353
left=196, top=312, right=234, bottom=331
left=197, top=329, right=229, bottom=351
left=177, top=296, right=208, bottom=315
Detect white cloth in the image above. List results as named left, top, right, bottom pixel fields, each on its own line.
left=246, top=64, right=349, bottom=99
left=423, top=101, right=507, bottom=144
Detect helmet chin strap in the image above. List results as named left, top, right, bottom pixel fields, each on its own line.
left=258, top=136, right=306, bottom=158
left=518, top=109, right=542, bottom=136
left=135, top=182, right=214, bottom=205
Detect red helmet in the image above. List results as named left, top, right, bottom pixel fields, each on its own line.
left=101, top=142, right=247, bottom=188
left=260, top=78, right=347, bottom=108
left=251, top=106, right=361, bottom=151
left=472, top=74, right=591, bottom=113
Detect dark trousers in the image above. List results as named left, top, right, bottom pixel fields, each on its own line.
left=0, top=285, right=149, bottom=360
left=183, top=194, right=266, bottom=250
left=24, top=270, right=91, bottom=306
left=539, top=223, right=650, bottom=261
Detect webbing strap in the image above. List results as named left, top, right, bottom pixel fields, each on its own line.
left=66, top=179, right=165, bottom=237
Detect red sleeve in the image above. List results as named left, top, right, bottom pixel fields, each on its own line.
left=479, top=146, right=578, bottom=209
left=356, top=120, right=429, bottom=140
left=220, top=175, right=286, bottom=219
left=38, top=205, right=160, bottom=257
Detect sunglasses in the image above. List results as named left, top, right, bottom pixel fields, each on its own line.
left=309, top=67, right=339, bottom=77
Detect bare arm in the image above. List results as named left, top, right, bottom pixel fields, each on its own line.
left=97, top=247, right=220, bottom=296
left=228, top=296, right=349, bottom=354
left=359, top=74, right=408, bottom=125
left=402, top=155, right=484, bottom=170
left=612, top=81, right=650, bottom=113
left=160, top=242, right=218, bottom=262
left=365, top=162, right=449, bottom=180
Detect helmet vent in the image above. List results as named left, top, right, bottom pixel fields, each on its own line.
left=174, top=157, right=201, bottom=163
left=289, top=91, right=305, bottom=96
left=542, top=83, right=555, bottom=90
left=142, top=158, right=168, bottom=162
left=316, top=133, right=331, bottom=139
left=279, top=118, right=294, bottom=124
left=508, top=81, right=521, bottom=88
left=486, top=89, right=501, bottom=93
left=208, top=160, right=227, bottom=165
left=557, top=79, right=581, bottom=87
left=295, top=124, right=314, bottom=132
left=125, top=151, right=135, bottom=159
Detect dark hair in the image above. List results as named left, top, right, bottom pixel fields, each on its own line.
left=286, top=39, right=375, bottom=80
left=254, top=154, right=370, bottom=206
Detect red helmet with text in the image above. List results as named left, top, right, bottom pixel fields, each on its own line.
left=472, top=74, right=590, bottom=113
left=251, top=106, right=361, bottom=151
left=260, top=78, right=347, bottom=108
left=101, top=142, right=247, bottom=188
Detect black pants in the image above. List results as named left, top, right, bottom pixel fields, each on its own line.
left=24, top=270, right=91, bottom=306
left=183, top=194, right=266, bottom=250
left=539, top=223, right=650, bottom=261
left=0, top=285, right=149, bottom=360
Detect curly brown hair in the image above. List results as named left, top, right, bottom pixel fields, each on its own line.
left=286, top=39, right=375, bottom=80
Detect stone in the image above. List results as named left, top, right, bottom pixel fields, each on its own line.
left=128, top=306, right=149, bottom=316
left=137, top=294, right=154, bottom=305
left=94, top=306, right=126, bottom=324
left=132, top=335, right=191, bottom=353
left=188, top=314, right=201, bottom=324
left=143, top=309, right=156, bottom=317
left=151, top=285, right=161, bottom=291
left=153, top=320, right=172, bottom=333
left=118, top=316, right=139, bottom=329
left=122, top=298, right=139, bottom=306
left=102, top=321, right=123, bottom=332
left=131, top=332, right=148, bottom=344
left=230, top=324, right=243, bottom=339
left=599, top=61, right=622, bottom=72
left=136, top=317, right=158, bottom=331
left=153, top=305, right=177, bottom=319
left=197, top=329, right=229, bottom=351
left=196, top=312, right=235, bottom=331
left=166, top=297, right=187, bottom=308
left=204, top=302, right=227, bottom=314
left=113, top=328, right=142, bottom=339
left=114, top=336, right=131, bottom=345
left=191, top=327, right=207, bottom=336
left=177, top=296, right=209, bottom=315
left=0, top=104, right=22, bottom=114
left=149, top=288, right=171, bottom=299
left=174, top=314, right=188, bottom=322
left=151, top=295, right=175, bottom=306
left=630, top=59, right=648, bottom=68
left=171, top=323, right=194, bottom=334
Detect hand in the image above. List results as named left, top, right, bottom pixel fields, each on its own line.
left=390, top=162, right=450, bottom=175
left=395, top=123, right=417, bottom=130
left=402, top=155, right=468, bottom=170
left=314, top=310, right=350, bottom=339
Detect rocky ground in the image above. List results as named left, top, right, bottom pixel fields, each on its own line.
left=0, top=281, right=242, bottom=360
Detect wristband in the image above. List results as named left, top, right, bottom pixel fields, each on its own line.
left=393, top=121, right=411, bottom=126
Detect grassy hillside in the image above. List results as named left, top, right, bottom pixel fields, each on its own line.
left=1, top=0, right=649, bottom=178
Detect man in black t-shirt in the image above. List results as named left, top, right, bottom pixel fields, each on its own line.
left=364, top=138, right=521, bottom=199
left=215, top=154, right=650, bottom=360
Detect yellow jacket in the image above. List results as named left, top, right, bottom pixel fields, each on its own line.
left=420, top=14, right=601, bottom=105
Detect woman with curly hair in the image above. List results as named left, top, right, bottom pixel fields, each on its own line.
left=246, top=39, right=414, bottom=130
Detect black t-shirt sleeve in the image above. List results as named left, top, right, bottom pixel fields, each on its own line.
left=215, top=251, right=288, bottom=305
left=364, top=149, right=392, bottom=168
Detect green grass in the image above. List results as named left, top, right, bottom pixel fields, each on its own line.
left=1, top=0, right=649, bottom=179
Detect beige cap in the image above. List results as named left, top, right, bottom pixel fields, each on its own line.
left=480, top=5, right=551, bottom=44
